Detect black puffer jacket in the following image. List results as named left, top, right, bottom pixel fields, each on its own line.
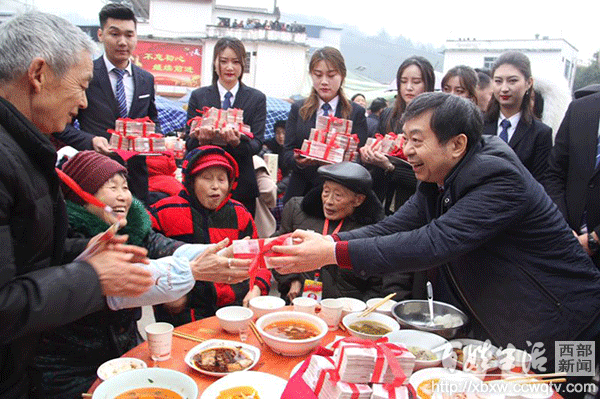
left=274, top=184, right=415, bottom=302
left=0, top=97, right=104, bottom=399
left=339, top=135, right=600, bottom=365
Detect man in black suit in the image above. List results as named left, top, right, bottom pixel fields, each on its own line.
left=546, top=92, right=600, bottom=267
left=54, top=4, right=159, bottom=153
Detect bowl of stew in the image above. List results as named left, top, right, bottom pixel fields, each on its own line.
left=92, top=367, right=197, bottom=399
left=342, top=312, right=400, bottom=341
left=255, top=311, right=328, bottom=357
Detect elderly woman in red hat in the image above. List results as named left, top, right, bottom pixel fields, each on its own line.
left=150, top=146, right=271, bottom=325
left=34, top=150, right=250, bottom=399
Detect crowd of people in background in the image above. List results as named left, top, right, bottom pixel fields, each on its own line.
left=217, top=17, right=306, bottom=33
left=1, top=3, right=599, bottom=399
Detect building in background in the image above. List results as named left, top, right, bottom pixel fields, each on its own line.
left=443, top=37, right=578, bottom=90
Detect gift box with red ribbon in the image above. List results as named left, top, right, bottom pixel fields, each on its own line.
left=371, top=384, right=411, bottom=399
left=316, top=115, right=353, bottom=135
left=129, top=135, right=166, bottom=152
left=300, top=140, right=345, bottom=164
left=315, top=370, right=372, bottom=399
left=309, top=128, right=329, bottom=144
left=115, top=117, right=156, bottom=137
left=109, top=132, right=130, bottom=150
left=187, top=107, right=254, bottom=146
left=365, top=133, right=405, bottom=160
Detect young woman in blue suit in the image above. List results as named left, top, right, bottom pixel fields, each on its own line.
left=282, top=47, right=368, bottom=203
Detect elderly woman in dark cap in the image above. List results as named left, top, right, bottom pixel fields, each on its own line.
left=273, top=162, right=414, bottom=302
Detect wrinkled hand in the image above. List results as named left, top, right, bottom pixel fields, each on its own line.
left=192, top=125, right=215, bottom=145
left=287, top=280, right=302, bottom=302
left=576, top=232, right=592, bottom=255
left=268, top=230, right=336, bottom=274
left=92, top=136, right=112, bottom=155
left=222, top=126, right=241, bottom=147
left=190, top=238, right=251, bottom=283
left=360, top=145, right=392, bottom=170
left=242, top=285, right=262, bottom=307
left=87, top=246, right=153, bottom=297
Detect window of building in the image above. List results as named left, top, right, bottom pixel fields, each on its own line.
left=564, top=59, right=572, bottom=79
left=484, top=57, right=497, bottom=70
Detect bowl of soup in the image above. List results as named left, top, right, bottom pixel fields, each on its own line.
left=92, top=367, right=197, bottom=399
left=255, top=311, right=327, bottom=356
left=342, top=312, right=400, bottom=341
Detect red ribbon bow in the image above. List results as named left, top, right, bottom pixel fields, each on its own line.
left=235, top=234, right=293, bottom=289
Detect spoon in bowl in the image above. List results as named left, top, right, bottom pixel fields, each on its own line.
left=427, top=281, right=435, bottom=326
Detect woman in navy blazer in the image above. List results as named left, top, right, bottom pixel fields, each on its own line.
left=186, top=37, right=266, bottom=215
left=282, top=47, right=368, bottom=203
left=484, top=51, right=552, bottom=185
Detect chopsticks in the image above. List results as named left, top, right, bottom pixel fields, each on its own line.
left=172, top=330, right=205, bottom=343
left=486, top=372, right=567, bottom=385
left=359, top=293, right=396, bottom=317
left=248, top=321, right=265, bottom=346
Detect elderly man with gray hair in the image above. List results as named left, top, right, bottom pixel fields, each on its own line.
left=0, top=12, right=156, bottom=399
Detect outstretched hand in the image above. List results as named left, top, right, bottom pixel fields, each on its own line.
left=268, top=230, right=337, bottom=274
left=190, top=237, right=251, bottom=284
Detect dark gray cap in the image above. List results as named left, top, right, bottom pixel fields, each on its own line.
left=317, top=162, right=372, bottom=195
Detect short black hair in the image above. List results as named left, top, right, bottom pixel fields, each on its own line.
left=274, top=120, right=286, bottom=131
left=99, top=3, right=137, bottom=28
left=369, top=97, right=387, bottom=113
left=401, top=92, right=483, bottom=150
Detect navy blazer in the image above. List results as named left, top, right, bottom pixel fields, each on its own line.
left=54, top=57, right=159, bottom=150
left=483, top=117, right=552, bottom=184
left=282, top=99, right=368, bottom=202
left=546, top=92, right=600, bottom=250
left=185, top=83, right=266, bottom=212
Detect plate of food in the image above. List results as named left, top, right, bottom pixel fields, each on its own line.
left=409, top=367, right=482, bottom=399
left=200, top=370, right=287, bottom=399
left=184, top=339, right=260, bottom=377
left=97, top=357, right=147, bottom=380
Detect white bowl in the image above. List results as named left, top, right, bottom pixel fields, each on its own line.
left=339, top=297, right=367, bottom=318
left=366, top=297, right=398, bottom=317
left=409, top=367, right=483, bottom=399
left=216, top=305, right=254, bottom=333
left=92, top=368, right=197, bottom=399
left=255, top=311, right=327, bottom=357
left=249, top=296, right=286, bottom=319
left=97, top=357, right=147, bottom=381
left=385, top=329, right=452, bottom=370
left=342, top=312, right=400, bottom=340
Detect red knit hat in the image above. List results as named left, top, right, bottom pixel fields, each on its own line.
left=61, top=151, right=127, bottom=205
left=189, top=152, right=235, bottom=183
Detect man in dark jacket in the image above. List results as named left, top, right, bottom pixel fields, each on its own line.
left=271, top=93, right=600, bottom=381
left=0, top=12, right=154, bottom=399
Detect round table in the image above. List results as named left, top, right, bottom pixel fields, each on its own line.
left=88, top=310, right=350, bottom=394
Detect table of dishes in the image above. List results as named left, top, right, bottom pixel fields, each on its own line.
left=88, top=299, right=564, bottom=399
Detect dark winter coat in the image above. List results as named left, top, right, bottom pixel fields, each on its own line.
left=0, top=97, right=104, bottom=399
left=337, top=135, right=600, bottom=366
left=273, top=184, right=416, bottom=302
left=34, top=198, right=183, bottom=399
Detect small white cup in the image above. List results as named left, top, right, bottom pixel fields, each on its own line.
left=319, top=298, right=343, bottom=331
left=145, top=322, right=174, bottom=361
left=293, top=297, right=318, bottom=314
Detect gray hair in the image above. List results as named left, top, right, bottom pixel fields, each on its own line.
left=0, top=11, right=95, bottom=83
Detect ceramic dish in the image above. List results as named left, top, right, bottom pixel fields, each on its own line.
left=184, top=339, right=260, bottom=377
left=92, top=368, right=197, bottom=399
left=96, top=357, right=147, bottom=381
left=339, top=297, right=367, bottom=318
left=200, top=370, right=287, bottom=399
left=409, top=367, right=483, bottom=399
left=366, top=297, right=398, bottom=317
left=255, top=311, right=328, bottom=356
left=342, top=311, right=400, bottom=341
left=385, top=330, right=452, bottom=370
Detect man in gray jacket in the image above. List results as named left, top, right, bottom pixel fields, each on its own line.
left=0, top=12, right=154, bottom=399
left=271, top=93, right=600, bottom=388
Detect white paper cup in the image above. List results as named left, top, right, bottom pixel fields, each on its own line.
left=319, top=298, right=343, bottom=331
left=145, top=322, right=173, bottom=361
left=293, top=297, right=318, bottom=314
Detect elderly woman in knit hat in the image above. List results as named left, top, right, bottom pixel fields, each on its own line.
left=149, top=146, right=271, bottom=325
left=273, top=162, right=415, bottom=303
left=34, top=150, right=250, bottom=398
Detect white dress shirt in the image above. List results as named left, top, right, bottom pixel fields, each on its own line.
left=497, top=112, right=521, bottom=143
left=317, top=96, right=339, bottom=117
left=217, top=81, right=239, bottom=108
left=103, top=55, right=134, bottom=114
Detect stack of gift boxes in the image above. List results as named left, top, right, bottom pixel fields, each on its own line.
left=187, top=107, right=253, bottom=146
left=109, top=117, right=167, bottom=152
left=302, top=339, right=416, bottom=399
left=299, top=115, right=359, bottom=164
left=364, top=133, right=406, bottom=160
